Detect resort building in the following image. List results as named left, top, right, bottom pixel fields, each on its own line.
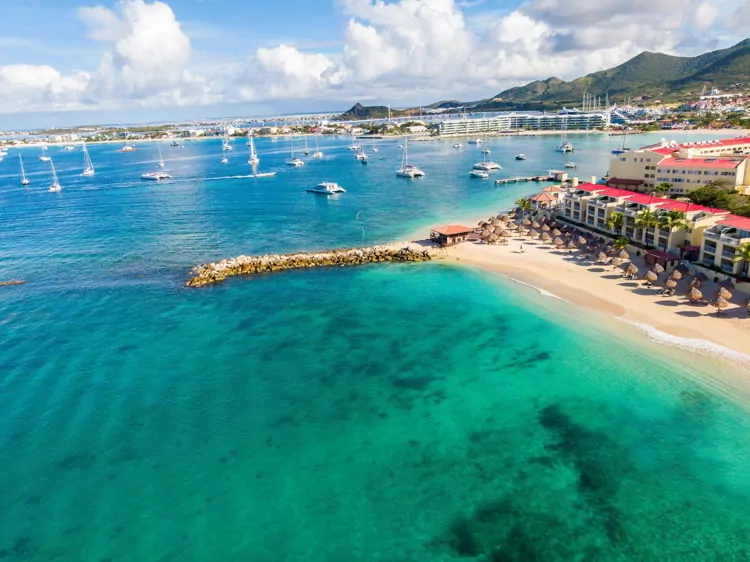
left=557, top=183, right=729, bottom=252
left=432, top=112, right=610, bottom=135
left=700, top=216, right=750, bottom=275
left=607, top=137, right=750, bottom=194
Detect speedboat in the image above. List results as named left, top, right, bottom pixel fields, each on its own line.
left=515, top=154, right=526, bottom=160
left=347, top=144, right=361, bottom=151
left=307, top=182, right=346, bottom=194
left=141, top=171, right=172, bottom=181
left=118, top=144, right=137, bottom=152
left=39, top=156, right=51, bottom=162
left=473, top=161, right=502, bottom=171
left=371, top=147, right=378, bottom=152
left=469, top=170, right=489, bottom=179
left=565, top=162, right=577, bottom=169
left=64, top=145, right=75, bottom=151
left=481, top=148, right=491, bottom=154
left=170, top=141, right=182, bottom=147
left=286, top=158, right=305, bottom=167
left=313, top=151, right=324, bottom=159
left=453, top=142, right=462, bottom=148
left=221, top=156, right=229, bottom=164
left=396, top=165, right=425, bottom=178
left=355, top=152, right=368, bottom=161
left=468, top=138, right=483, bottom=145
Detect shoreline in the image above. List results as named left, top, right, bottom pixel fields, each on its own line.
left=440, top=240, right=750, bottom=363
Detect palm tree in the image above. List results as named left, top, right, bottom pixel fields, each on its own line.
left=613, top=236, right=630, bottom=251
left=733, top=243, right=750, bottom=279
left=658, top=210, right=690, bottom=249
left=515, top=197, right=533, bottom=220
left=605, top=211, right=624, bottom=234
left=634, top=209, right=658, bottom=243
left=653, top=183, right=672, bottom=196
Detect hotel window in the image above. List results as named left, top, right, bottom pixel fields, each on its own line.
left=620, top=158, right=626, bottom=162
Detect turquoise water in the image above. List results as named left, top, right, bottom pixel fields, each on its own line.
left=3, top=132, right=750, bottom=560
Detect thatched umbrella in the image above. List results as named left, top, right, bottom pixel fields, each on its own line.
left=481, top=229, right=492, bottom=239
left=665, top=279, right=678, bottom=290
left=597, top=252, right=609, bottom=264
left=690, top=278, right=702, bottom=288
left=502, top=215, right=512, bottom=222
left=687, top=287, right=703, bottom=302
left=652, top=263, right=665, bottom=275
left=495, top=214, right=505, bottom=221
left=506, top=222, right=519, bottom=231
left=644, top=271, right=658, bottom=285
left=714, top=296, right=730, bottom=314
left=625, top=263, right=638, bottom=277
left=518, top=227, right=530, bottom=236
left=541, top=224, right=551, bottom=232
left=670, top=270, right=683, bottom=281
left=552, top=228, right=562, bottom=237
left=611, top=257, right=623, bottom=270
left=554, top=237, right=565, bottom=247
left=618, top=250, right=629, bottom=261
left=522, top=218, right=532, bottom=226
left=532, top=221, right=541, bottom=229
left=578, top=236, right=588, bottom=246
left=499, top=230, right=512, bottom=238
left=541, top=233, right=552, bottom=243
left=529, top=228, right=540, bottom=239
left=567, top=240, right=577, bottom=250
left=490, top=218, right=501, bottom=227
left=487, top=233, right=499, bottom=244
left=716, top=287, right=733, bottom=301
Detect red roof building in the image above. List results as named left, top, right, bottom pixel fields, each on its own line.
left=429, top=225, right=475, bottom=247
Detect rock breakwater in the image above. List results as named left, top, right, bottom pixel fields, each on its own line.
left=186, top=243, right=435, bottom=287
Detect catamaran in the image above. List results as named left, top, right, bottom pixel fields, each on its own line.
left=157, top=142, right=165, bottom=168
left=39, top=146, right=51, bottom=162
left=473, top=151, right=502, bottom=171
left=396, top=138, right=425, bottom=178
left=48, top=159, right=61, bottom=192
left=307, top=182, right=346, bottom=195
left=19, top=155, right=29, bottom=185
left=556, top=118, right=574, bottom=152
left=313, top=134, right=323, bottom=159
left=82, top=142, right=95, bottom=176
left=286, top=136, right=304, bottom=167
left=247, top=134, right=260, bottom=166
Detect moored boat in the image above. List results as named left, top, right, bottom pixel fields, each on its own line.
left=307, top=182, right=346, bottom=194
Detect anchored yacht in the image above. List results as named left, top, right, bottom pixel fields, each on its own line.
left=396, top=139, right=425, bottom=178
left=141, top=171, right=172, bottom=181
left=307, top=182, right=346, bottom=195
left=469, top=170, right=489, bottom=179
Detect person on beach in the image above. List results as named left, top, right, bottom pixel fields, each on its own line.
left=520, top=243, right=525, bottom=253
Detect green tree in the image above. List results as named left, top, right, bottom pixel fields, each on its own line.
left=605, top=211, right=624, bottom=233
left=635, top=209, right=659, bottom=230
left=653, top=183, right=672, bottom=196
left=613, top=236, right=630, bottom=250
left=659, top=210, right=690, bottom=232
left=688, top=186, right=732, bottom=209
left=733, top=243, right=750, bottom=279
left=515, top=197, right=533, bottom=218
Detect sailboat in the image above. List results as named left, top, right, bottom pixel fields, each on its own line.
left=355, top=147, right=368, bottom=164
left=19, top=155, right=29, bottom=185
left=312, top=134, right=323, bottom=159
left=220, top=139, right=229, bottom=164
left=157, top=142, right=165, bottom=168
left=303, top=135, right=310, bottom=156
left=48, top=159, right=61, bottom=192
left=286, top=136, right=304, bottom=167
left=247, top=134, right=260, bottom=166
left=222, top=125, right=233, bottom=151
left=81, top=142, right=95, bottom=176
left=396, top=138, right=424, bottom=178
left=611, top=131, right=630, bottom=155
left=556, top=117, right=574, bottom=153
left=39, top=146, right=51, bottom=162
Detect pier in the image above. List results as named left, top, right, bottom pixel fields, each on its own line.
left=186, top=243, right=435, bottom=287
left=494, top=175, right=553, bottom=185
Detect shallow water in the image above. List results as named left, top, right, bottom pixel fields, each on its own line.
left=2, top=132, right=750, bottom=560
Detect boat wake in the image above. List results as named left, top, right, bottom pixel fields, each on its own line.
left=619, top=319, right=750, bottom=368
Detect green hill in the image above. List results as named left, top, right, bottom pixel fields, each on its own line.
left=477, top=38, right=750, bottom=110
left=334, top=103, right=412, bottom=121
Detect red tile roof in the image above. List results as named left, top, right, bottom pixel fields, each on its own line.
left=570, top=184, right=728, bottom=214
left=431, top=225, right=475, bottom=236
left=718, top=215, right=750, bottom=231
left=657, top=157, right=743, bottom=169
left=644, top=136, right=750, bottom=155
left=531, top=193, right=556, bottom=202
left=655, top=200, right=728, bottom=215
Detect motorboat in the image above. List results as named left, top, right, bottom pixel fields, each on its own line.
left=556, top=142, right=575, bottom=153
left=64, top=145, right=76, bottom=151
left=170, top=140, right=182, bottom=147
left=141, top=171, right=172, bottom=181
left=118, top=144, right=137, bottom=152
left=221, top=155, right=229, bottom=164
left=222, top=142, right=233, bottom=151
left=481, top=148, right=491, bottom=154
left=467, top=138, right=483, bottom=144
left=313, top=151, right=324, bottom=159
left=515, top=154, right=526, bottom=160
left=39, top=146, right=51, bottom=162
left=469, top=170, right=489, bottom=179
left=249, top=172, right=277, bottom=178
left=347, top=144, right=361, bottom=151
left=565, top=162, right=577, bottom=169
left=355, top=151, right=368, bottom=161
left=286, top=157, right=305, bottom=167
left=307, top=182, right=346, bottom=194
left=453, top=142, right=462, bottom=148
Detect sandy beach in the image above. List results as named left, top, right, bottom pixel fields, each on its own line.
left=438, top=238, right=750, bottom=361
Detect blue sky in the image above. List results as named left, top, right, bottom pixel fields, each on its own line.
left=0, top=0, right=744, bottom=128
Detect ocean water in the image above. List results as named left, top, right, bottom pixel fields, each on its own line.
left=3, top=132, right=750, bottom=561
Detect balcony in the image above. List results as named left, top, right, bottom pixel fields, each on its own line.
left=721, top=263, right=737, bottom=273
left=701, top=258, right=715, bottom=267
left=722, top=250, right=736, bottom=259
left=703, top=229, right=721, bottom=241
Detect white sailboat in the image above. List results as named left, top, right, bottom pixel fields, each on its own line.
left=286, top=136, right=304, bottom=167
left=312, top=134, right=323, bottom=159
left=303, top=135, right=310, bottom=156
left=81, top=142, right=95, bottom=176
left=48, top=159, right=61, bottom=192
left=556, top=117, right=574, bottom=152
left=222, top=125, right=233, bottom=151
left=396, top=138, right=424, bottom=178
left=221, top=139, right=229, bottom=164
left=157, top=142, right=165, bottom=168
left=19, top=155, right=29, bottom=185
left=247, top=134, right=260, bottom=166
left=39, top=146, right=51, bottom=162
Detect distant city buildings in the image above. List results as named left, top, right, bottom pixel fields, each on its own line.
left=432, top=111, right=611, bottom=135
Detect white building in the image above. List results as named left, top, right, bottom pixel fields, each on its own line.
left=432, top=112, right=610, bottom=135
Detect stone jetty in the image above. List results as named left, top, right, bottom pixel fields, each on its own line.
left=186, top=243, right=435, bottom=287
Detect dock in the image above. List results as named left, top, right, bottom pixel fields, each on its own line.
left=494, top=175, right=553, bottom=185
left=186, top=243, right=436, bottom=287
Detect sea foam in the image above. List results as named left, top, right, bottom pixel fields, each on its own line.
left=509, top=277, right=570, bottom=302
